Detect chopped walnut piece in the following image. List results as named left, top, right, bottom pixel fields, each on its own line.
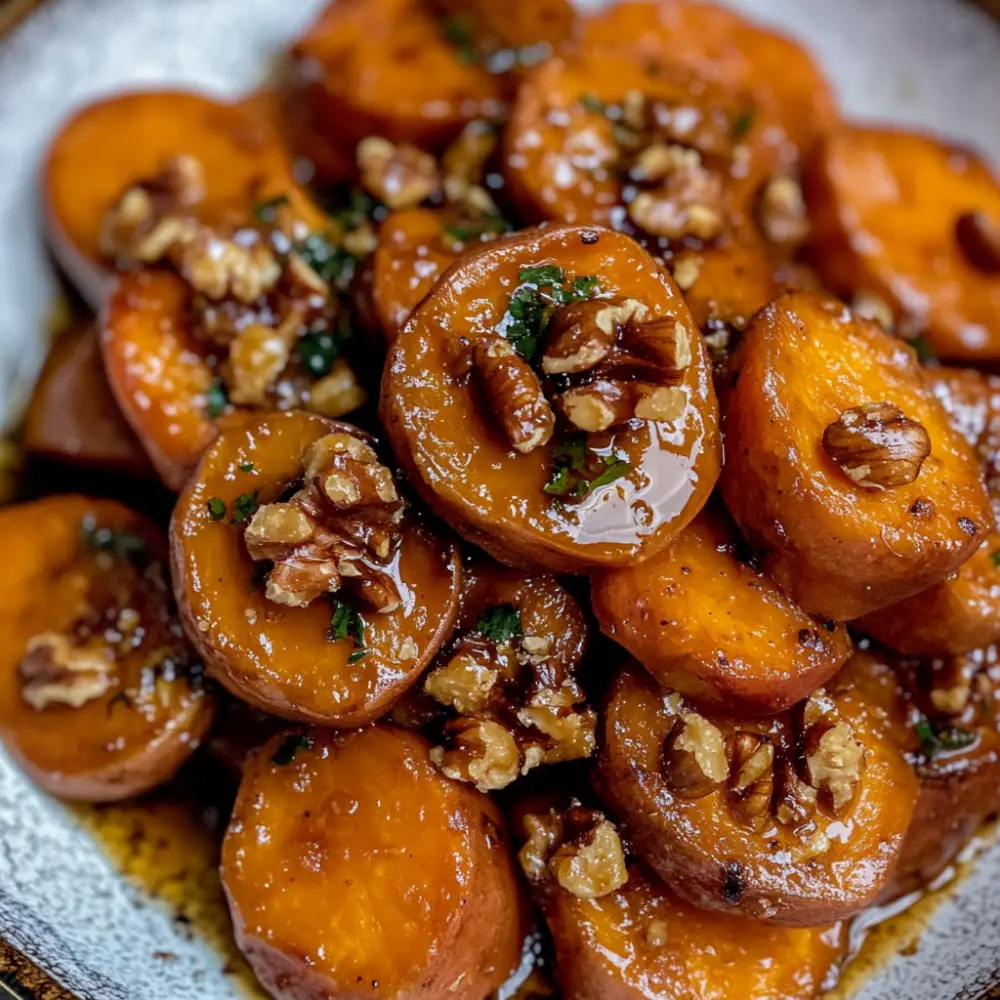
left=804, top=720, right=865, bottom=815
left=852, top=290, right=895, bottom=330
left=306, top=359, right=368, bottom=418
left=728, top=732, right=775, bottom=829
left=594, top=298, right=649, bottom=335
left=661, top=712, right=728, bottom=798
left=757, top=174, right=809, bottom=247
left=549, top=814, right=629, bottom=900
left=424, top=647, right=499, bottom=716
left=672, top=254, right=701, bottom=292
left=823, top=402, right=931, bottom=490
left=930, top=683, right=971, bottom=716
left=431, top=718, right=520, bottom=791
left=442, top=121, right=498, bottom=185
left=956, top=211, right=1000, bottom=275
left=179, top=231, right=282, bottom=303
left=635, top=386, right=687, bottom=422
left=518, top=810, right=566, bottom=884
left=357, top=136, right=441, bottom=210
left=517, top=685, right=597, bottom=765
left=557, top=380, right=634, bottom=433
left=474, top=337, right=555, bottom=453
left=18, top=632, right=114, bottom=711
left=226, top=322, right=297, bottom=406
left=541, top=300, right=617, bottom=375
left=627, top=165, right=724, bottom=242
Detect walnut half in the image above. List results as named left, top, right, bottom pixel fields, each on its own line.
left=661, top=712, right=728, bottom=799
left=18, top=632, right=114, bottom=711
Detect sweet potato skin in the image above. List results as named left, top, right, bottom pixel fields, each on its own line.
left=803, top=126, right=1000, bottom=362
left=43, top=90, right=322, bottom=306
left=0, top=495, right=216, bottom=801
left=591, top=504, right=851, bottom=714
left=170, top=410, right=461, bottom=725
left=721, top=291, right=993, bottom=621
left=545, top=862, right=844, bottom=1000
left=222, top=724, right=525, bottom=1000
left=381, top=224, right=722, bottom=572
left=595, top=664, right=917, bottom=925
left=24, top=322, right=153, bottom=476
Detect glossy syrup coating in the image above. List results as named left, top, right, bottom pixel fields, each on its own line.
left=721, top=291, right=993, bottom=621
left=43, top=90, right=324, bottom=306
left=23, top=321, right=153, bottom=476
left=222, top=724, right=526, bottom=1000
left=285, top=0, right=504, bottom=174
left=859, top=368, right=1000, bottom=655
left=803, top=126, right=1000, bottom=362
left=543, top=862, right=845, bottom=1000
left=591, top=504, right=852, bottom=714
left=595, top=664, right=918, bottom=925
left=381, top=225, right=722, bottom=572
left=170, top=410, right=461, bottom=725
left=0, top=495, right=216, bottom=801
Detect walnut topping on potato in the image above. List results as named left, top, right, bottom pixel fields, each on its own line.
left=803, top=718, right=865, bottom=815
left=756, top=174, right=809, bottom=248
left=18, top=632, right=114, bottom=711
left=823, top=401, right=931, bottom=490
left=357, top=137, right=441, bottom=210
left=661, top=712, right=728, bottom=799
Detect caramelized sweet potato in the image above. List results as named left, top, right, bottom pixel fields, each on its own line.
left=803, top=126, right=1000, bottom=362
left=0, top=495, right=216, bottom=801
left=43, top=90, right=324, bottom=306
left=285, top=0, right=504, bottom=178
left=423, top=559, right=594, bottom=789
left=591, top=504, right=852, bottom=713
left=171, top=410, right=461, bottom=725
left=23, top=321, right=152, bottom=476
left=595, top=663, right=918, bottom=924
left=222, top=724, right=525, bottom=1000
left=381, top=225, right=721, bottom=572
left=721, top=291, right=992, bottom=621
left=543, top=862, right=844, bottom=1000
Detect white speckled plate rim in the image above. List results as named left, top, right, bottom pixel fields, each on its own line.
left=0, top=1, right=999, bottom=998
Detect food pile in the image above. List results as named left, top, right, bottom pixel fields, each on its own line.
left=6, top=0, right=1000, bottom=997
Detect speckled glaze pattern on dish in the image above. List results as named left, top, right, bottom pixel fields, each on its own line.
left=0, top=1, right=999, bottom=999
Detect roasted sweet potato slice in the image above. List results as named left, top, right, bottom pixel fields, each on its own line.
left=43, top=90, right=324, bottom=306
left=860, top=368, right=1000, bottom=655
left=285, top=0, right=504, bottom=179
left=803, top=126, right=1000, bottom=362
left=595, top=663, right=917, bottom=925
left=721, top=291, right=992, bottom=621
left=381, top=225, right=721, bottom=572
left=23, top=321, right=152, bottom=476
left=422, top=559, right=594, bottom=789
left=222, top=724, right=525, bottom=1000
left=0, top=495, right=216, bottom=801
left=591, top=504, right=852, bottom=713
left=171, top=410, right=461, bottom=725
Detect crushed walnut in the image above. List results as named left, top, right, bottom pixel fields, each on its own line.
left=357, top=137, right=441, bottom=210
left=518, top=803, right=628, bottom=900
left=661, top=712, right=728, bottom=798
left=803, top=718, right=865, bottom=815
left=823, top=402, right=931, bottom=490
left=18, top=632, right=114, bottom=710
left=756, top=174, right=809, bottom=248
left=243, top=432, right=404, bottom=612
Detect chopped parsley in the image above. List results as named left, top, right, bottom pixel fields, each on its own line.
left=476, top=604, right=523, bottom=644
left=908, top=335, right=936, bottom=365
left=270, top=733, right=314, bottom=766
left=519, top=264, right=564, bottom=286
left=331, top=189, right=379, bottom=232
left=441, top=14, right=478, bottom=65
left=544, top=434, right=633, bottom=497
left=239, top=462, right=256, bottom=473
left=296, top=232, right=357, bottom=292
left=205, top=380, right=228, bottom=419
left=915, top=717, right=977, bottom=758
left=579, top=93, right=607, bottom=114
left=444, top=214, right=509, bottom=243
left=992, top=549, right=1000, bottom=570
left=230, top=491, right=260, bottom=524
left=552, top=275, right=601, bottom=305
left=252, top=193, right=290, bottom=224
left=730, top=108, right=756, bottom=140
left=329, top=600, right=367, bottom=662
left=295, top=324, right=347, bottom=378
left=80, top=518, right=148, bottom=563
left=206, top=497, right=226, bottom=520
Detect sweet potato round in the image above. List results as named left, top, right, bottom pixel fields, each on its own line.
left=595, top=664, right=917, bottom=925
left=170, top=409, right=461, bottom=725
left=381, top=224, right=721, bottom=572
left=23, top=321, right=152, bottom=476
left=222, top=724, right=525, bottom=1000
left=803, top=126, right=1000, bottom=362
left=43, top=90, right=323, bottom=306
left=544, top=862, right=844, bottom=1000
left=591, top=504, right=851, bottom=714
left=0, top=495, right=216, bottom=801
left=720, top=290, right=992, bottom=621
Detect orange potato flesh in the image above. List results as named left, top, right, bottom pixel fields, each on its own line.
left=285, top=0, right=504, bottom=170
left=381, top=225, right=722, bottom=572
left=101, top=270, right=217, bottom=491
left=222, top=724, right=525, bottom=1000
left=43, top=90, right=324, bottom=306
left=170, top=410, right=461, bottom=725
left=595, top=664, right=918, bottom=925
left=23, top=321, right=153, bottom=476
left=545, top=862, right=845, bottom=1000
left=0, top=495, right=216, bottom=801
left=579, top=0, right=838, bottom=164
left=721, top=291, right=993, bottom=621
left=591, top=504, right=852, bottom=713
left=803, top=126, right=1000, bottom=362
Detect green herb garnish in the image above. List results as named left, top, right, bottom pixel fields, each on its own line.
left=348, top=649, right=369, bottom=664
left=329, top=600, right=367, bottom=661
left=909, top=335, right=936, bottom=365
left=475, top=604, right=523, bottom=644
left=296, top=233, right=357, bottom=292
left=992, top=549, right=1000, bottom=570
left=731, top=108, right=756, bottom=140
left=332, top=189, right=379, bottom=232
left=80, top=518, right=148, bottom=563
left=589, top=457, right=633, bottom=490
left=915, top=716, right=978, bottom=758
left=270, top=733, right=314, bottom=766
left=295, top=326, right=345, bottom=378
left=441, top=14, right=478, bottom=65
left=252, top=193, right=290, bottom=224
left=239, top=462, right=256, bottom=473
left=543, top=434, right=632, bottom=497
left=502, top=285, right=547, bottom=360
left=519, top=264, right=564, bottom=286
left=206, top=497, right=226, bottom=520
left=579, top=93, right=607, bottom=115
left=444, top=214, right=509, bottom=243
left=205, top=380, right=228, bottom=419
left=552, top=274, right=601, bottom=304
left=230, top=491, right=260, bottom=524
